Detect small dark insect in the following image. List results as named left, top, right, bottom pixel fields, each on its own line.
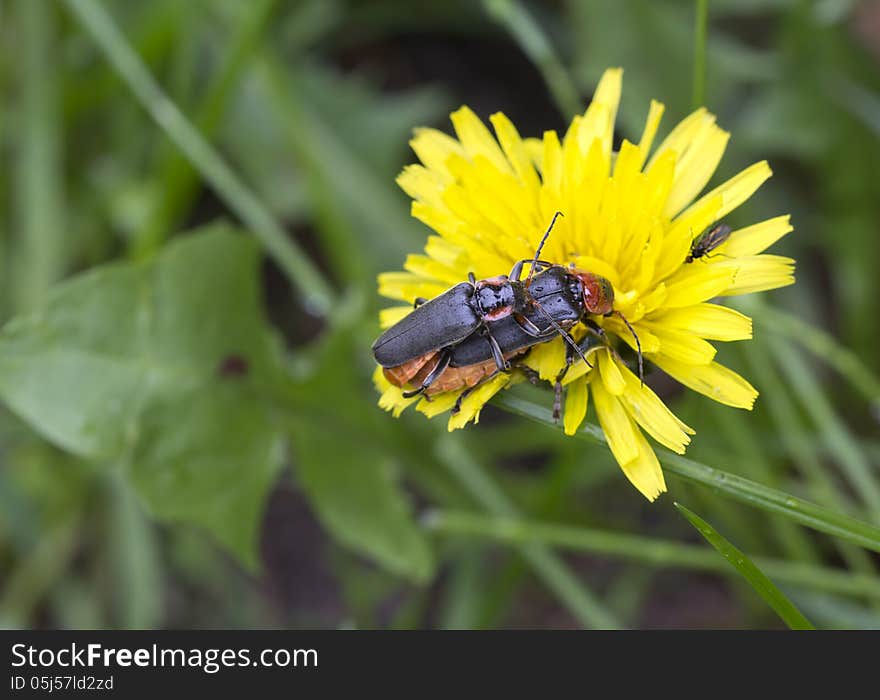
left=686, top=221, right=732, bottom=263
left=217, top=354, right=249, bottom=377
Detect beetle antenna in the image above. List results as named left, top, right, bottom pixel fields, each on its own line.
left=615, top=311, right=643, bottom=386
left=526, top=211, right=564, bottom=287
left=531, top=299, right=592, bottom=369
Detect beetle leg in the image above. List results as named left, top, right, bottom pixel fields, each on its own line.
left=518, top=364, right=541, bottom=386
left=612, top=311, right=643, bottom=386
left=413, top=296, right=428, bottom=308
left=468, top=271, right=476, bottom=285
left=551, top=332, right=604, bottom=421
left=402, top=350, right=452, bottom=399
left=529, top=300, right=591, bottom=368
left=482, top=326, right=510, bottom=371
left=451, top=383, right=478, bottom=415
left=513, top=312, right=545, bottom=337
left=552, top=353, right=575, bottom=422
left=553, top=378, right=565, bottom=422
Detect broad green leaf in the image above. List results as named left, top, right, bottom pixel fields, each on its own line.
left=675, top=503, right=815, bottom=630
left=289, top=329, right=434, bottom=583
left=129, top=382, right=284, bottom=567
left=0, top=224, right=288, bottom=566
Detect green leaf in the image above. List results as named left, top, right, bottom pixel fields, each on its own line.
left=293, top=427, right=433, bottom=583
left=675, top=503, right=815, bottom=630
left=0, top=224, right=288, bottom=566
left=129, top=381, right=284, bottom=567
left=289, top=328, right=434, bottom=583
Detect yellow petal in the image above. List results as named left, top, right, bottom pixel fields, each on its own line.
left=681, top=160, right=772, bottom=222
left=620, top=426, right=667, bottom=502
left=612, top=139, right=644, bottom=185
left=490, top=112, right=540, bottom=191
left=448, top=373, right=511, bottom=429
left=450, top=106, right=511, bottom=174
left=603, top=317, right=661, bottom=355
left=641, top=324, right=717, bottom=365
left=591, top=67, right=623, bottom=117
left=651, top=356, right=759, bottom=409
left=722, top=215, right=793, bottom=257
left=379, top=305, right=412, bottom=329
left=378, top=272, right=447, bottom=303
left=664, top=122, right=730, bottom=218
left=425, top=235, right=465, bottom=268
left=636, top=283, right=668, bottom=318
left=592, top=379, right=640, bottom=466
left=410, top=127, right=465, bottom=177
left=598, top=348, right=626, bottom=395
left=411, top=201, right=468, bottom=248
left=581, top=67, right=623, bottom=155
left=563, top=375, right=589, bottom=435
left=651, top=303, right=752, bottom=341
left=541, top=129, right=563, bottom=192
left=523, top=137, right=544, bottom=171
left=636, top=100, right=665, bottom=167
left=374, top=366, right=420, bottom=417
left=617, top=360, right=693, bottom=453
left=417, top=391, right=460, bottom=418
left=717, top=255, right=796, bottom=296
left=526, top=337, right=568, bottom=381
left=648, top=107, right=709, bottom=169
left=662, top=264, right=736, bottom=308
left=404, top=254, right=461, bottom=285
left=397, top=164, right=448, bottom=207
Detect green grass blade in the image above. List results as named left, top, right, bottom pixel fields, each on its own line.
left=711, top=409, right=821, bottom=564
left=426, top=510, right=880, bottom=600
left=435, top=437, right=622, bottom=629
left=742, top=343, right=879, bottom=577
left=63, top=0, right=335, bottom=315
left=691, top=0, right=709, bottom=109
left=769, top=335, right=880, bottom=521
left=15, top=0, right=65, bottom=312
left=494, top=390, right=880, bottom=553
left=675, top=503, right=815, bottom=629
left=482, top=0, right=582, bottom=119
left=133, top=0, right=281, bottom=257
left=750, top=302, right=880, bottom=410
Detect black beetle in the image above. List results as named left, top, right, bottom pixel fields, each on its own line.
left=381, top=261, right=643, bottom=416
left=686, top=221, right=732, bottom=263
left=375, top=211, right=645, bottom=407
left=372, top=212, right=567, bottom=375
left=381, top=284, right=610, bottom=419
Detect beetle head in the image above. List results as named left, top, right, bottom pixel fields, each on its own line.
left=574, top=271, right=614, bottom=316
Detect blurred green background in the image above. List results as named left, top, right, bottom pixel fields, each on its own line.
left=1, top=0, right=879, bottom=630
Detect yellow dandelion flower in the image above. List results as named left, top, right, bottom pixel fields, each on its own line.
left=373, top=68, right=795, bottom=502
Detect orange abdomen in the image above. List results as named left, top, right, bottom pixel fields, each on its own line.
left=383, top=350, right=524, bottom=396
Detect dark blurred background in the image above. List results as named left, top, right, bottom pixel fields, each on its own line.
left=1, top=0, right=879, bottom=630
